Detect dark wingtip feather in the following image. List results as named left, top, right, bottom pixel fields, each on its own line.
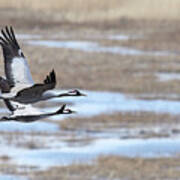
left=1, top=28, right=11, bottom=43
left=10, top=26, right=15, bottom=38
left=0, top=26, right=20, bottom=49
left=5, top=26, right=13, bottom=42
left=1, top=29, right=7, bottom=40
left=0, top=36, right=7, bottom=45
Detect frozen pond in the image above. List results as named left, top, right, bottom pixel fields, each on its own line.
left=0, top=175, right=27, bottom=180
left=50, top=90, right=180, bottom=121
left=1, top=90, right=180, bottom=170
left=108, top=34, right=141, bottom=40
left=156, top=72, right=180, bottom=81
left=1, top=90, right=180, bottom=132
left=0, top=121, right=59, bottom=133
left=26, top=40, right=173, bottom=56
left=2, top=137, right=180, bottom=169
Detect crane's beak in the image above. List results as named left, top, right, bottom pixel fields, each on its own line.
left=65, top=108, right=77, bottom=114
left=71, top=110, right=77, bottom=114
left=80, top=92, right=87, bottom=96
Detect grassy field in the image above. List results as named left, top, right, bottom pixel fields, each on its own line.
left=0, top=1, right=180, bottom=180
left=29, top=155, right=180, bottom=180
left=0, top=0, right=180, bottom=22
left=1, top=155, right=180, bottom=180
left=12, top=30, right=180, bottom=94
left=59, top=111, right=180, bottom=130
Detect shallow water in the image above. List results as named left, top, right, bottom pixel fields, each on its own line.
left=0, top=121, right=59, bottom=133
left=0, top=175, right=27, bottom=180
left=26, top=40, right=172, bottom=56
left=108, top=34, right=141, bottom=40
left=1, top=90, right=180, bottom=169
left=1, top=90, right=180, bottom=132
left=156, top=72, right=180, bottom=81
left=50, top=90, right=180, bottom=121
left=2, top=137, right=180, bottom=169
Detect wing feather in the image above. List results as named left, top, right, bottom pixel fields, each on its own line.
left=0, top=26, right=34, bottom=86
left=13, top=69, right=56, bottom=104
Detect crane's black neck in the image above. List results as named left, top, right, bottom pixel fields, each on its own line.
left=58, top=93, right=74, bottom=97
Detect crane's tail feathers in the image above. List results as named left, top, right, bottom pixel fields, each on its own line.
left=44, top=69, right=56, bottom=85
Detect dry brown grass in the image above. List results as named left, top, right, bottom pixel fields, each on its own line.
left=0, top=15, right=179, bottom=107
left=59, top=111, right=179, bottom=132
left=30, top=155, right=180, bottom=180
left=0, top=4, right=179, bottom=180
left=12, top=44, right=180, bottom=94
left=1, top=0, right=180, bottom=23
left=0, top=20, right=179, bottom=95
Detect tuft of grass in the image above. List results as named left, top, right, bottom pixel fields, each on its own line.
left=0, top=155, right=10, bottom=161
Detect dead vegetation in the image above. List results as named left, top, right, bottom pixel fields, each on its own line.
left=58, top=111, right=180, bottom=139
left=59, top=111, right=180, bottom=131
left=1, top=0, right=180, bottom=23
left=9, top=43, right=180, bottom=95
left=0, top=1, right=180, bottom=179
left=29, top=155, right=180, bottom=180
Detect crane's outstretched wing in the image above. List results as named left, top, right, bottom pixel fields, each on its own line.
left=0, top=26, right=34, bottom=87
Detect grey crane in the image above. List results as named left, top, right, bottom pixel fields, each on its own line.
left=0, top=26, right=86, bottom=105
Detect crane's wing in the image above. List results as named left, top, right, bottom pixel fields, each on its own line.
left=0, top=26, right=34, bottom=87
left=0, top=70, right=56, bottom=104
left=13, top=69, right=56, bottom=104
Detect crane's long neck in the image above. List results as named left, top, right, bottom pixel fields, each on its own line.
left=43, top=92, right=76, bottom=101
left=57, top=93, right=74, bottom=97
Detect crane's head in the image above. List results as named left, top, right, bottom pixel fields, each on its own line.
left=63, top=108, right=76, bottom=114
left=68, top=89, right=86, bottom=96
left=56, top=104, right=76, bottom=114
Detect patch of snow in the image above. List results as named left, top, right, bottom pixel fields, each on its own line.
left=26, top=40, right=173, bottom=56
